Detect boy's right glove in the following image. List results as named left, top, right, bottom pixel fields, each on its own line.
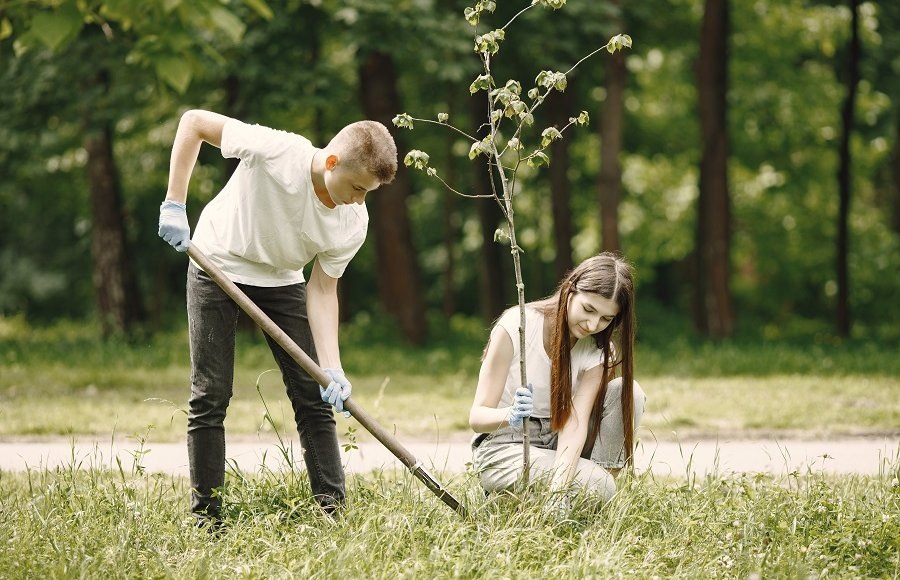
left=508, top=383, right=534, bottom=428
left=321, top=367, right=352, bottom=416
left=158, top=200, right=191, bottom=252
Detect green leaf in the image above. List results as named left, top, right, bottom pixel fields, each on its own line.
left=541, top=127, right=562, bottom=147
left=30, top=5, right=83, bottom=52
left=437, top=112, right=449, bottom=123
left=577, top=110, right=590, bottom=125
left=392, top=113, right=414, bottom=129
left=527, top=151, right=550, bottom=168
left=209, top=6, right=245, bottom=43
left=507, top=137, right=521, bottom=150
left=0, top=18, right=12, bottom=41
left=527, top=87, right=540, bottom=100
left=468, top=141, right=489, bottom=160
left=518, top=112, right=534, bottom=127
left=493, top=228, right=510, bottom=244
left=244, top=0, right=274, bottom=20
left=155, top=56, right=193, bottom=94
left=403, top=150, right=430, bottom=170
left=606, top=34, right=633, bottom=54
left=534, top=0, right=566, bottom=9
left=469, top=73, right=493, bottom=94
left=463, top=7, right=479, bottom=26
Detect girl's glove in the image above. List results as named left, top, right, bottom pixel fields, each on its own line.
left=508, top=384, right=534, bottom=428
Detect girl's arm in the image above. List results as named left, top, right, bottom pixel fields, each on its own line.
left=469, top=326, right=516, bottom=433
left=548, top=364, right=604, bottom=491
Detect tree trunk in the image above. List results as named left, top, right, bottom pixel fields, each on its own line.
left=894, top=116, right=900, bottom=235
left=359, top=51, right=427, bottom=344
left=598, top=4, right=626, bottom=255
left=836, top=0, right=861, bottom=337
left=547, top=85, right=574, bottom=280
left=694, top=0, right=734, bottom=339
left=442, top=92, right=459, bottom=318
left=83, top=77, right=143, bottom=336
left=471, top=94, right=507, bottom=322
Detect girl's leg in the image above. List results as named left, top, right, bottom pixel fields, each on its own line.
left=589, top=378, right=646, bottom=471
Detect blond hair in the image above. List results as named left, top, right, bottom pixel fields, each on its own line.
left=328, top=121, right=398, bottom=184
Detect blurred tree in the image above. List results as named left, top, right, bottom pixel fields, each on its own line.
left=598, top=0, right=626, bottom=255
left=2, top=0, right=265, bottom=335
left=836, top=0, right=861, bottom=337
left=695, top=0, right=734, bottom=338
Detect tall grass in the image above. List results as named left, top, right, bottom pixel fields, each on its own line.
left=0, top=447, right=897, bottom=578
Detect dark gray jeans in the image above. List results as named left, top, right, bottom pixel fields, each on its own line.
left=186, top=263, right=344, bottom=518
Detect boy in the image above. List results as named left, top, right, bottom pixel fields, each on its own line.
left=158, top=109, right=397, bottom=526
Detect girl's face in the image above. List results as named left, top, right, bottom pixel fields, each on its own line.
left=566, top=291, right=620, bottom=340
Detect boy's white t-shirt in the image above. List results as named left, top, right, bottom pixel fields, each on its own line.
left=493, top=305, right=605, bottom=418
left=191, top=119, right=368, bottom=286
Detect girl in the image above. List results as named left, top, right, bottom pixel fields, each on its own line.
left=469, top=253, right=645, bottom=505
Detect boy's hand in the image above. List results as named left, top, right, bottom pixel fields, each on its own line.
left=321, top=368, right=352, bottom=416
left=508, top=383, right=534, bottom=428
left=158, top=200, right=191, bottom=252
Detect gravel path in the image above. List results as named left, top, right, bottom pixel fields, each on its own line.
left=1, top=436, right=896, bottom=478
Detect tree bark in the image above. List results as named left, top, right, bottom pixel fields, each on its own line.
left=471, top=94, right=507, bottom=322
left=695, top=0, right=734, bottom=339
left=894, top=116, right=900, bottom=235
left=836, top=0, right=861, bottom=337
left=598, top=10, right=626, bottom=255
left=359, top=51, right=428, bottom=344
left=83, top=74, right=143, bottom=336
left=547, top=85, right=574, bottom=280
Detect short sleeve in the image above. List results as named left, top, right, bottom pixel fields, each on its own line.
left=316, top=230, right=367, bottom=279
left=220, top=120, right=308, bottom=189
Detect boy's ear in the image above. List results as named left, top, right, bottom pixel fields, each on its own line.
left=325, top=154, right=339, bottom=170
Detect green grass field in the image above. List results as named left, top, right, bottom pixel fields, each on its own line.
left=0, top=456, right=897, bottom=578
left=1, top=317, right=898, bottom=577
left=1, top=316, right=897, bottom=443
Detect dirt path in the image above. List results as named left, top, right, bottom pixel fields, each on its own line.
left=1, top=436, right=896, bottom=478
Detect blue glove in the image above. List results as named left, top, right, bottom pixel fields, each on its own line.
left=508, top=383, right=534, bottom=428
left=158, top=200, right=190, bottom=252
left=321, top=368, right=352, bottom=415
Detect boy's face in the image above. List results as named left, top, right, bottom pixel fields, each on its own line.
left=324, top=159, right=381, bottom=206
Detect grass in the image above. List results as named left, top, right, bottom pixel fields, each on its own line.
left=1, top=315, right=898, bottom=442
left=0, top=448, right=897, bottom=578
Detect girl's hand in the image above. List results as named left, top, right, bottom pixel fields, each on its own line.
left=508, top=384, right=534, bottom=428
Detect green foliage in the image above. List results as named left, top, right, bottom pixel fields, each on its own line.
left=0, top=0, right=898, bottom=340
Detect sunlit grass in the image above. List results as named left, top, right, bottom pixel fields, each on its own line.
left=1, top=316, right=898, bottom=442
left=0, top=448, right=897, bottom=578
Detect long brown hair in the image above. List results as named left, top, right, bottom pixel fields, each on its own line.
left=535, top=253, right=636, bottom=464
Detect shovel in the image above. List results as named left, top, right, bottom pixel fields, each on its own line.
left=187, top=246, right=468, bottom=518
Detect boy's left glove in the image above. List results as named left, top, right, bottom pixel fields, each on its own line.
left=321, top=368, right=352, bottom=416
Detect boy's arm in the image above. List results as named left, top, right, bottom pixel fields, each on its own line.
left=307, top=259, right=342, bottom=370
left=165, top=110, right=231, bottom=203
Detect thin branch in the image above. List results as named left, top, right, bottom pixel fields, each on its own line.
left=409, top=117, right=478, bottom=142
left=564, top=44, right=609, bottom=76
left=500, top=4, right=535, bottom=31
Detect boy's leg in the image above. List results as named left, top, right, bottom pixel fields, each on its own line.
left=186, top=263, right=240, bottom=522
left=588, top=378, right=646, bottom=470
left=246, top=283, right=345, bottom=512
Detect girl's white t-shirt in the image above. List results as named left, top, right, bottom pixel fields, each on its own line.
left=191, top=120, right=368, bottom=286
left=493, top=305, right=605, bottom=418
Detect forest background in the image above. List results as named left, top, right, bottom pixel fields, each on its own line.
left=1, top=0, right=898, bottom=350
